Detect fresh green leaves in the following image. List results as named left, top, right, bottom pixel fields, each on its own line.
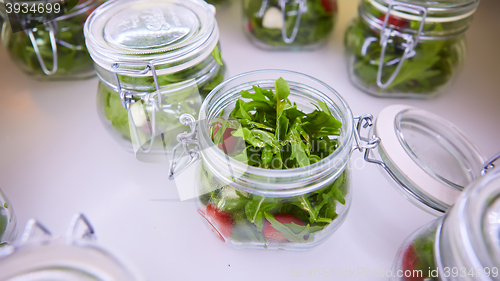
left=345, top=17, right=461, bottom=94
left=211, top=44, right=224, bottom=66
left=212, top=77, right=342, bottom=170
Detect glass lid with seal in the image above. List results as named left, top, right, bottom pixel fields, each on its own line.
left=85, top=0, right=218, bottom=70
left=367, top=0, right=479, bottom=19
left=368, top=104, right=487, bottom=215
left=0, top=214, right=144, bottom=281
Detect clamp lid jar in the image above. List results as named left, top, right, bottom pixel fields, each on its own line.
left=344, top=0, right=479, bottom=98
left=1, top=0, right=99, bottom=80
left=0, top=214, right=144, bottom=281
left=85, top=0, right=226, bottom=157
left=243, top=0, right=338, bottom=50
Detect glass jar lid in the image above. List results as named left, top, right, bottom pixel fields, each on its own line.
left=373, top=105, right=486, bottom=215
left=0, top=214, right=143, bottom=281
left=84, top=0, right=218, bottom=73
left=367, top=0, right=479, bottom=22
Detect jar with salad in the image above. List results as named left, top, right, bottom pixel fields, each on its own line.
left=1, top=0, right=100, bottom=80
left=390, top=155, right=500, bottom=281
left=243, top=0, right=338, bottom=50
left=0, top=189, right=16, bottom=246
left=84, top=0, right=226, bottom=155
left=344, top=0, right=479, bottom=98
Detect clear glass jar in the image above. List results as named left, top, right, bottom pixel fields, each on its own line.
left=84, top=0, right=226, bottom=156
left=344, top=0, right=479, bottom=98
left=169, top=70, right=383, bottom=250
left=0, top=214, right=144, bottom=280
left=1, top=0, right=99, bottom=80
left=0, top=189, right=16, bottom=246
left=390, top=160, right=500, bottom=281
left=243, top=0, right=337, bottom=50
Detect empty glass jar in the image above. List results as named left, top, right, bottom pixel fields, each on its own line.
left=243, top=0, right=338, bottom=50
left=1, top=0, right=99, bottom=80
left=84, top=0, right=226, bottom=155
left=390, top=157, right=500, bottom=281
left=344, top=0, right=479, bottom=98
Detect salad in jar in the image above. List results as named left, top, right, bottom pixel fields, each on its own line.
left=243, top=0, right=337, bottom=49
left=1, top=0, right=99, bottom=79
left=197, top=77, right=349, bottom=247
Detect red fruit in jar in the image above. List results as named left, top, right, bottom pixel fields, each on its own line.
left=321, top=0, right=337, bottom=13
left=203, top=204, right=233, bottom=242
left=402, top=244, right=425, bottom=281
left=247, top=21, right=254, bottom=32
left=212, top=122, right=239, bottom=155
left=378, top=14, right=408, bottom=28
left=263, top=213, right=305, bottom=243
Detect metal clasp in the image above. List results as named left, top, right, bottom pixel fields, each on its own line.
left=26, top=21, right=58, bottom=75
left=111, top=62, right=163, bottom=153
left=352, top=114, right=409, bottom=192
left=377, top=2, right=427, bottom=89
left=280, top=0, right=307, bottom=44
left=67, top=213, right=96, bottom=243
left=21, top=219, right=52, bottom=244
left=481, top=152, right=500, bottom=175
left=169, top=114, right=201, bottom=180
left=256, top=0, right=307, bottom=44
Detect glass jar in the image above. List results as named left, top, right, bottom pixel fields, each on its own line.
left=1, top=0, right=99, bottom=80
left=84, top=0, right=226, bottom=156
left=168, top=70, right=383, bottom=250
left=0, top=189, right=16, bottom=246
left=243, top=0, right=337, bottom=50
left=390, top=156, right=500, bottom=281
left=0, top=214, right=144, bottom=280
left=344, top=0, right=479, bottom=98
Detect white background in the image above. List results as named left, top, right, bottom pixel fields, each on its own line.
left=1, top=0, right=499, bottom=280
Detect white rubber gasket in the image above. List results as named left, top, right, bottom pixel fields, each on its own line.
left=367, top=0, right=477, bottom=23
left=376, top=104, right=461, bottom=207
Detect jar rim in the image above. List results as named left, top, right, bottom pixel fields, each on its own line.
left=367, top=0, right=479, bottom=22
left=197, top=70, right=354, bottom=197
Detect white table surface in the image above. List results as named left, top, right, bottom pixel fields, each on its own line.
left=1, top=0, right=499, bottom=280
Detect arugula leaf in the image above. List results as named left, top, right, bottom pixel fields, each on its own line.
left=211, top=44, right=224, bottom=66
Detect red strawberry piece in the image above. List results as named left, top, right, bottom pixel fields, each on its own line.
left=263, top=213, right=305, bottom=243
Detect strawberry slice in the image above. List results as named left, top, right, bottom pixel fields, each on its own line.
left=378, top=14, right=409, bottom=29
left=263, top=213, right=305, bottom=243
left=212, top=122, right=241, bottom=155
left=321, top=0, right=337, bottom=13
left=202, top=204, right=233, bottom=242
left=402, top=244, right=426, bottom=281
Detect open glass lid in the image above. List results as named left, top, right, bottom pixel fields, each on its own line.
left=0, top=214, right=143, bottom=281
left=371, top=105, right=487, bottom=215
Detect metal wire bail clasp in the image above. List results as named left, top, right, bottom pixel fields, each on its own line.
left=111, top=62, right=163, bottom=153
left=26, top=21, right=58, bottom=76
left=280, top=0, right=307, bottom=44
left=352, top=114, right=408, bottom=190
left=481, top=152, right=500, bottom=175
left=377, top=1, right=427, bottom=89
left=169, top=114, right=200, bottom=180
